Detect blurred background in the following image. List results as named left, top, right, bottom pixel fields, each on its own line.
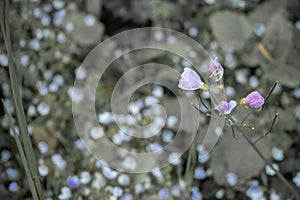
left=0, top=0, right=300, bottom=199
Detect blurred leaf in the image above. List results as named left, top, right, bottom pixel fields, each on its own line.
left=286, top=47, right=300, bottom=67
left=241, top=42, right=260, bottom=67
left=267, top=107, right=297, bottom=132
left=262, top=12, right=292, bottom=65
left=210, top=131, right=272, bottom=185
left=210, top=11, right=252, bottom=50
left=263, top=65, right=300, bottom=88
left=285, top=29, right=300, bottom=67
left=271, top=133, right=293, bottom=151
left=85, top=0, right=102, bottom=17
left=248, top=0, right=286, bottom=25
left=63, top=11, right=104, bottom=46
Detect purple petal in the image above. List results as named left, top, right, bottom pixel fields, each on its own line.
left=245, top=91, right=264, bottom=108
left=214, top=101, right=228, bottom=111
left=214, top=100, right=236, bottom=115
left=209, top=58, right=224, bottom=81
left=178, top=68, right=202, bottom=90
left=209, top=59, right=217, bottom=72
left=224, top=100, right=236, bottom=115
left=209, top=58, right=223, bottom=72
left=178, top=79, right=200, bottom=90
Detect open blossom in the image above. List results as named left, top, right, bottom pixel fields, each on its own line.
left=178, top=68, right=209, bottom=91
left=214, top=100, right=237, bottom=115
left=240, top=91, right=264, bottom=109
left=209, top=57, right=224, bottom=82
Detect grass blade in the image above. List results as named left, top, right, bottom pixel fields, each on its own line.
left=2, top=100, right=39, bottom=200
left=0, top=1, right=43, bottom=199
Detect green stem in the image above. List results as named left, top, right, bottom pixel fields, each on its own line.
left=191, top=103, right=222, bottom=119
left=229, top=116, right=300, bottom=200
left=254, top=113, right=278, bottom=144
left=184, top=141, right=196, bottom=180
left=184, top=141, right=196, bottom=198
left=196, top=90, right=210, bottom=111
left=239, top=127, right=300, bottom=200
left=264, top=81, right=278, bottom=102
left=240, top=110, right=255, bottom=125
left=230, top=123, right=237, bottom=140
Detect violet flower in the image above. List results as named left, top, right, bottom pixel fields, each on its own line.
left=240, top=91, right=265, bottom=109
left=209, top=57, right=224, bottom=82
left=214, top=100, right=237, bottom=115
left=178, top=68, right=209, bottom=91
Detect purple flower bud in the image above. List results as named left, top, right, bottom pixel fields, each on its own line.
left=178, top=68, right=209, bottom=91
left=209, top=57, right=224, bottom=82
left=214, top=100, right=236, bottom=115
left=240, top=91, right=264, bottom=109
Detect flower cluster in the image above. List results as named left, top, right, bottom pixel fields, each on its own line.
left=178, top=57, right=265, bottom=115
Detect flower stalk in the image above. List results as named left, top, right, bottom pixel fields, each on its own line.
left=235, top=124, right=300, bottom=200
left=194, top=103, right=300, bottom=199
left=182, top=65, right=299, bottom=198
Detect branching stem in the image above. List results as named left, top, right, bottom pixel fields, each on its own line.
left=229, top=117, right=300, bottom=200
left=193, top=87, right=299, bottom=199
left=254, top=113, right=279, bottom=144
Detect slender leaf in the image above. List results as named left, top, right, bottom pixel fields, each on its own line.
left=2, top=100, right=39, bottom=200
left=0, top=1, right=43, bottom=199
left=1, top=0, right=38, bottom=177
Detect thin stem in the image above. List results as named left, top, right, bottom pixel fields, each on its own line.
left=231, top=123, right=237, bottom=140
left=196, top=90, right=210, bottom=111
left=229, top=116, right=300, bottom=199
left=191, top=103, right=208, bottom=116
left=184, top=139, right=196, bottom=198
left=233, top=124, right=255, bottom=130
left=184, top=142, right=195, bottom=181
left=254, top=113, right=279, bottom=144
left=191, top=103, right=223, bottom=119
left=264, top=81, right=278, bottom=102
left=239, top=128, right=300, bottom=199
left=241, top=110, right=255, bottom=125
